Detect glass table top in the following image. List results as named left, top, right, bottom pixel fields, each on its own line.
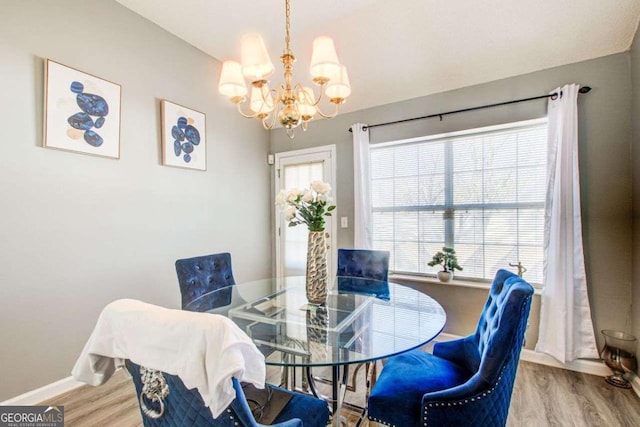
left=185, top=276, right=446, bottom=367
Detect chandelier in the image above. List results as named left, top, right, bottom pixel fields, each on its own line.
left=217, top=0, right=351, bottom=138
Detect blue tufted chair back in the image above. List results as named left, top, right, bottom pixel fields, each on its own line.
left=126, top=360, right=329, bottom=427
left=466, top=269, right=533, bottom=385
left=336, top=249, right=390, bottom=281
left=126, top=360, right=250, bottom=426
left=175, top=253, right=235, bottom=310
left=423, top=269, right=534, bottom=425
left=368, top=269, right=533, bottom=426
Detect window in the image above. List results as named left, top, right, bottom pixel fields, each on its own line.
left=369, top=119, right=546, bottom=284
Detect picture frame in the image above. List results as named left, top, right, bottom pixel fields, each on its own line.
left=161, top=100, right=207, bottom=171
left=43, top=59, right=121, bottom=159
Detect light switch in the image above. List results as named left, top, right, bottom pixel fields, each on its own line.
left=341, top=217, right=348, bottom=228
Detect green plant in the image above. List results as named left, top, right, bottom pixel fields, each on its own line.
left=428, top=247, right=463, bottom=272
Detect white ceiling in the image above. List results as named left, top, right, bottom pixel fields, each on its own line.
left=116, top=0, right=640, bottom=114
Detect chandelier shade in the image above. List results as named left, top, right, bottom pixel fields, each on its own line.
left=310, top=36, right=340, bottom=82
left=325, top=65, right=351, bottom=101
left=218, top=61, right=247, bottom=100
left=217, top=0, right=351, bottom=138
left=298, top=87, right=317, bottom=121
left=240, top=33, right=275, bottom=81
left=250, top=84, right=274, bottom=115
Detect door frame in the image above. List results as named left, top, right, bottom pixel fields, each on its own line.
left=274, top=144, right=337, bottom=280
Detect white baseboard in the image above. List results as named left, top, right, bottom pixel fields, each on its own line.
left=518, top=349, right=611, bottom=377
left=0, top=376, right=83, bottom=406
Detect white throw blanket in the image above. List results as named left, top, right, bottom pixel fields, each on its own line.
left=71, top=299, right=266, bottom=418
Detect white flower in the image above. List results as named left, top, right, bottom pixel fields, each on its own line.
left=275, top=189, right=288, bottom=209
left=285, top=207, right=297, bottom=221
left=311, top=180, right=331, bottom=195
left=275, top=184, right=335, bottom=231
left=286, top=188, right=300, bottom=203
left=301, top=189, right=313, bottom=203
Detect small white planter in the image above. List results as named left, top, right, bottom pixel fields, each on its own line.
left=437, top=271, right=453, bottom=283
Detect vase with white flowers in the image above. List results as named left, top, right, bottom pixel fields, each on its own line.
left=276, top=181, right=336, bottom=304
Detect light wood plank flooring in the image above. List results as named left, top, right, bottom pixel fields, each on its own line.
left=39, top=361, right=640, bottom=426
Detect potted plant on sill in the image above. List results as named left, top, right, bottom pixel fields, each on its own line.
left=428, top=247, right=463, bottom=283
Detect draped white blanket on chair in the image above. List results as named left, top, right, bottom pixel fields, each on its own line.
left=72, top=299, right=266, bottom=417
left=536, top=84, right=599, bottom=362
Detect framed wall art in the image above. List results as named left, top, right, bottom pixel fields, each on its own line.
left=161, top=100, right=207, bottom=171
left=43, top=59, right=121, bottom=159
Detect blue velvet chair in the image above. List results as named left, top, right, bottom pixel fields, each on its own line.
left=368, top=269, right=534, bottom=427
left=337, top=248, right=390, bottom=281
left=333, top=249, right=390, bottom=408
left=126, top=360, right=330, bottom=427
left=176, top=253, right=235, bottom=310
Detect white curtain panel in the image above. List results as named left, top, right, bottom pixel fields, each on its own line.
left=352, top=123, right=372, bottom=248
left=536, top=84, right=599, bottom=362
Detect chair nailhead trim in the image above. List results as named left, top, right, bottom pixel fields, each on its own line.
left=368, top=417, right=395, bottom=426
left=422, top=366, right=507, bottom=426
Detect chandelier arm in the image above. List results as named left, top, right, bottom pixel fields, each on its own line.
left=293, top=83, right=321, bottom=107
left=235, top=101, right=263, bottom=119
left=292, top=82, right=305, bottom=94
left=314, top=101, right=341, bottom=119
left=258, top=85, right=279, bottom=106
left=261, top=91, right=283, bottom=130
left=310, top=83, right=326, bottom=107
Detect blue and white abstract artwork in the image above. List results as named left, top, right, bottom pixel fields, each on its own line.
left=44, top=59, right=121, bottom=158
left=161, top=100, right=206, bottom=170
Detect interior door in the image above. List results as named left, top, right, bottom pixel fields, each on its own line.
left=275, top=145, right=337, bottom=280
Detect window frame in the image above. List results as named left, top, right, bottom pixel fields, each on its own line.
left=369, top=118, right=547, bottom=285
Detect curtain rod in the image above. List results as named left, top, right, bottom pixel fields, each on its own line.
left=348, top=86, right=591, bottom=132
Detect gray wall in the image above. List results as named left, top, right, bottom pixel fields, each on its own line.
left=0, top=0, right=270, bottom=400
left=632, top=23, right=640, bottom=369
left=272, top=53, right=633, bottom=353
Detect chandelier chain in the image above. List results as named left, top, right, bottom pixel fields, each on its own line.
left=284, top=0, right=291, bottom=55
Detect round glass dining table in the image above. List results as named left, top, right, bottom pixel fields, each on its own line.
left=185, top=276, right=446, bottom=425
left=185, top=276, right=446, bottom=367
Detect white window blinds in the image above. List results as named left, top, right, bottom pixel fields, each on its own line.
left=370, top=119, right=547, bottom=284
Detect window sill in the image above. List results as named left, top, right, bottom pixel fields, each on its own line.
left=389, top=273, right=543, bottom=295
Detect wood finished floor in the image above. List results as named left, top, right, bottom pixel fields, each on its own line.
left=39, top=361, right=640, bottom=426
